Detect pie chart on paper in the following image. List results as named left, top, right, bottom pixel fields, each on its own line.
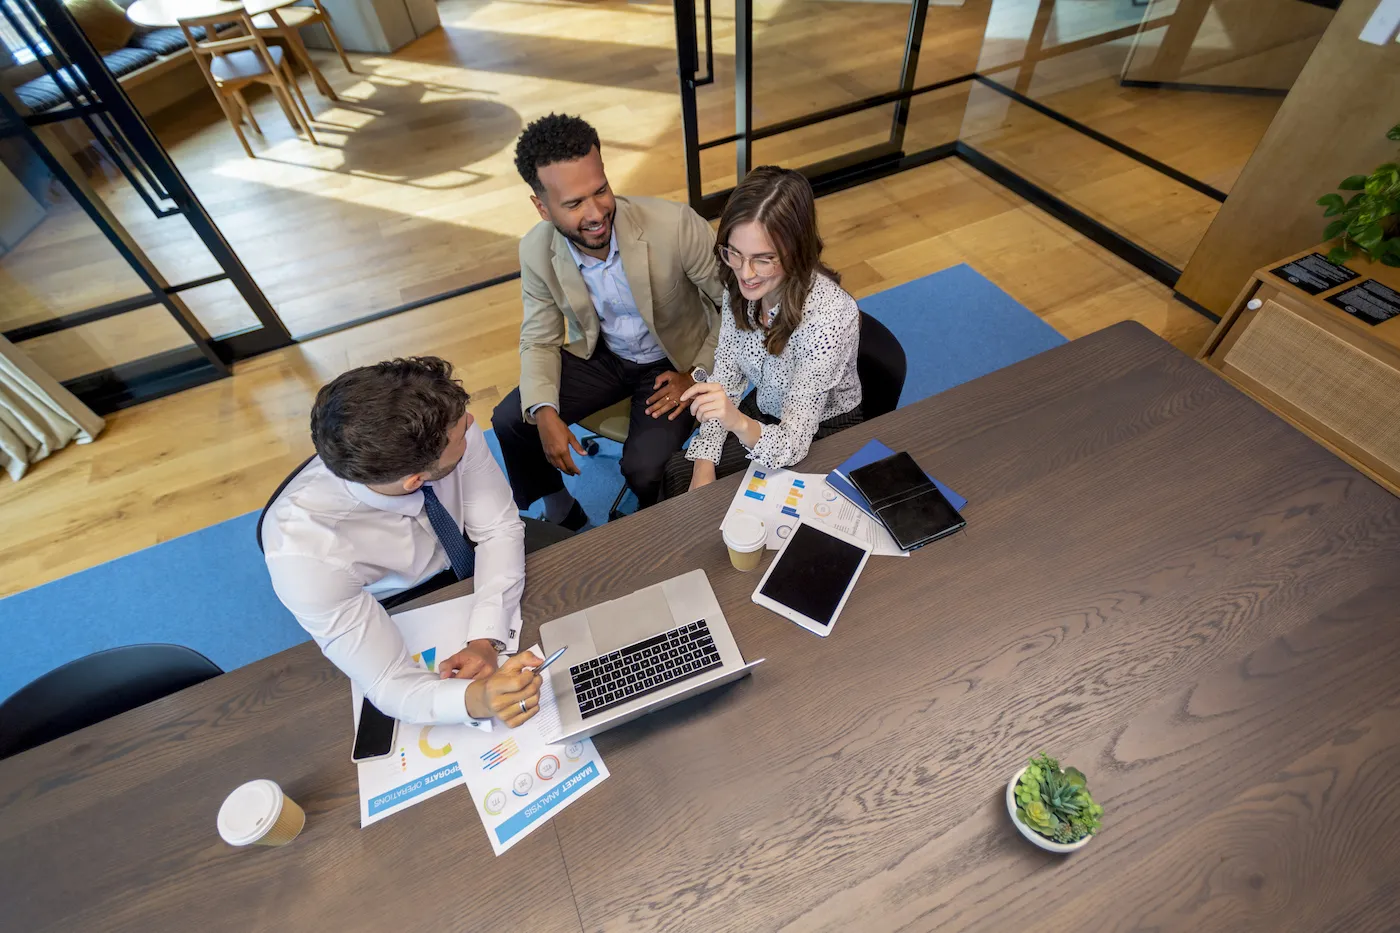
left=418, top=726, right=453, bottom=759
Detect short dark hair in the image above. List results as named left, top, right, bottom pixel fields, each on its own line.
left=310, top=357, right=469, bottom=484
left=513, top=113, right=601, bottom=194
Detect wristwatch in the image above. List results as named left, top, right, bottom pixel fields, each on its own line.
left=479, top=638, right=506, bottom=653
left=690, top=366, right=710, bottom=383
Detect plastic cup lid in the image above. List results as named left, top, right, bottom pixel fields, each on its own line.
left=217, top=779, right=284, bottom=846
left=723, top=514, right=766, bottom=551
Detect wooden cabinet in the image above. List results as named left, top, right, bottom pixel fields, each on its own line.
left=1199, top=246, right=1400, bottom=496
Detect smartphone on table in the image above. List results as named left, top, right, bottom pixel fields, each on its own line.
left=351, top=696, right=399, bottom=763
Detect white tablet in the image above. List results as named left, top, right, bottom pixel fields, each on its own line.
left=751, top=520, right=872, bottom=637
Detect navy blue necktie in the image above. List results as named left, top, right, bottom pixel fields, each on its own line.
left=421, top=486, right=475, bottom=580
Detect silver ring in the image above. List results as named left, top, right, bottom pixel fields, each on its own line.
left=519, top=699, right=528, bottom=713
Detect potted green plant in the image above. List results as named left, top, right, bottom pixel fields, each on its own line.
left=1317, top=123, right=1400, bottom=267
left=1005, top=752, right=1103, bottom=853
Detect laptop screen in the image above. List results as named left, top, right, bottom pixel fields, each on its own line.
left=758, top=523, right=867, bottom=628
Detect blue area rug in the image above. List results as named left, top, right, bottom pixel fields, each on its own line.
left=0, top=263, right=1065, bottom=701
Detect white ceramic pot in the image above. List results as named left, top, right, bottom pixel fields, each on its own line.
left=1006, top=766, right=1093, bottom=853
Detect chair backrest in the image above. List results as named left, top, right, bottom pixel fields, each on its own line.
left=178, top=10, right=276, bottom=78
left=856, top=311, right=906, bottom=418
left=256, top=453, right=317, bottom=554
left=0, top=644, right=222, bottom=760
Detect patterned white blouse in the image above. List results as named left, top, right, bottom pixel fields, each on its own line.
left=687, top=273, right=862, bottom=468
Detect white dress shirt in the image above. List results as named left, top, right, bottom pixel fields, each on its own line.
left=567, top=230, right=668, bottom=364
left=530, top=231, right=671, bottom=418
left=262, top=419, right=525, bottom=725
left=688, top=273, right=861, bottom=468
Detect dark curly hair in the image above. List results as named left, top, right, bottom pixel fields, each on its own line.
left=311, top=357, right=469, bottom=484
left=513, top=113, right=601, bottom=194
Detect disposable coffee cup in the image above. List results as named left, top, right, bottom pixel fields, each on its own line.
left=218, top=779, right=306, bottom=848
left=722, top=514, right=767, bottom=572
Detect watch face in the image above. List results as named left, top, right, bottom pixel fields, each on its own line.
left=692, top=367, right=710, bottom=383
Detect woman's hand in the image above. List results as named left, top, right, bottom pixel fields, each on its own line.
left=681, top=382, right=746, bottom=433
left=690, top=459, right=717, bottom=491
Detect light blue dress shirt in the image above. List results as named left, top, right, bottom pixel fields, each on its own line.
left=567, top=231, right=668, bottom=365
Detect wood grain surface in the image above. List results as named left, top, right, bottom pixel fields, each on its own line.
left=2, top=323, right=1397, bottom=932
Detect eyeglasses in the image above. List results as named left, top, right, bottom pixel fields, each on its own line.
left=718, top=245, right=780, bottom=277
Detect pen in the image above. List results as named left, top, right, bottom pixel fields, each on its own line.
left=528, top=645, right=567, bottom=676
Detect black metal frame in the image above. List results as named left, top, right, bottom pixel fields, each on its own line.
left=670, top=0, right=1267, bottom=312
left=5, top=0, right=294, bottom=413
left=1118, top=78, right=1288, bottom=98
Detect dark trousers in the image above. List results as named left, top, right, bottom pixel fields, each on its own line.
left=380, top=518, right=572, bottom=610
left=661, top=393, right=864, bottom=500
left=492, top=345, right=697, bottom=510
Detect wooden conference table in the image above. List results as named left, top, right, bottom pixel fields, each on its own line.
left=3, top=323, right=1398, bottom=932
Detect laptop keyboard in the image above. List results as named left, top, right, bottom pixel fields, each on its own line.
left=570, top=620, right=723, bottom=719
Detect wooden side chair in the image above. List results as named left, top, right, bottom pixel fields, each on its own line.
left=252, top=0, right=353, bottom=102
left=178, top=9, right=319, bottom=159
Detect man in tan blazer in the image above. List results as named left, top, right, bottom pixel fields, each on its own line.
left=492, top=114, right=725, bottom=526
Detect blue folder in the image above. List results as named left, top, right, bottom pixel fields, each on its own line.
left=826, top=439, right=967, bottom=516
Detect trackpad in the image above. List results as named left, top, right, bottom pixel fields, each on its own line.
left=587, top=585, right=675, bottom=652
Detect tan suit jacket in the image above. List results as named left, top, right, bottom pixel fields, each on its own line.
left=515, top=195, right=725, bottom=420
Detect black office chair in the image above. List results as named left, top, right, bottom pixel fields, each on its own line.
left=256, top=453, right=316, bottom=554
left=0, top=644, right=223, bottom=760
left=857, top=310, right=907, bottom=418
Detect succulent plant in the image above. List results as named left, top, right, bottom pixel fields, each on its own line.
left=1014, top=752, right=1103, bottom=844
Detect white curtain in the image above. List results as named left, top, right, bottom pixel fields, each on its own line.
left=0, top=335, right=104, bottom=481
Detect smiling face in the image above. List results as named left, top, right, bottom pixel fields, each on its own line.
left=531, top=146, right=616, bottom=255
left=724, top=220, right=786, bottom=306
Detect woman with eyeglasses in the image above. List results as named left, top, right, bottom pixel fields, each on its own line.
left=663, top=165, right=862, bottom=498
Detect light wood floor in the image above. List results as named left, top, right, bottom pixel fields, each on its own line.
left=0, top=156, right=1216, bottom=599
left=0, top=0, right=1301, bottom=595
left=1, top=0, right=1291, bottom=376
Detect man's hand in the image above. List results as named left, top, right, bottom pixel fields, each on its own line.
left=646, top=370, right=695, bottom=420
left=438, top=639, right=498, bottom=680
left=690, top=458, right=717, bottom=492
left=466, top=652, right=545, bottom=727
left=537, top=406, right=586, bottom=476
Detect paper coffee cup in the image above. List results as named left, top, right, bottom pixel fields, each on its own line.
left=722, top=514, right=767, bottom=572
left=218, top=779, right=306, bottom=848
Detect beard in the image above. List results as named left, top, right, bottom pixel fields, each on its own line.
left=557, top=208, right=614, bottom=252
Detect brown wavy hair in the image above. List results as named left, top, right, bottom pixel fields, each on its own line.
left=717, top=165, right=839, bottom=356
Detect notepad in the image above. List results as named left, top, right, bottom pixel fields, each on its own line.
left=827, top=439, right=966, bottom=517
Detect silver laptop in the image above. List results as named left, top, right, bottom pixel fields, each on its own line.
left=539, top=569, right=763, bottom=744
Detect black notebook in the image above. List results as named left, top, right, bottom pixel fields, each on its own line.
left=846, top=451, right=966, bottom=551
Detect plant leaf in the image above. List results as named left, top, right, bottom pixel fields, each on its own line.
left=1340, top=175, right=1368, bottom=191
left=1355, top=223, right=1385, bottom=250
left=1323, top=219, right=1348, bottom=240
left=1063, top=767, right=1087, bottom=788
left=1318, top=193, right=1346, bottom=216
left=1327, top=246, right=1354, bottom=265
left=1381, top=253, right=1400, bottom=267
left=1346, top=193, right=1366, bottom=209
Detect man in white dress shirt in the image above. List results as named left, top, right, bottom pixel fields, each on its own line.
left=262, top=357, right=568, bottom=727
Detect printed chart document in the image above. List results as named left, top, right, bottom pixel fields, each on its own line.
left=450, top=648, right=610, bottom=856
left=721, top=461, right=908, bottom=557
left=353, top=593, right=519, bottom=826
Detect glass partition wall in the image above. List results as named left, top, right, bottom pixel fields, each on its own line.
left=1, top=0, right=290, bottom=412
left=674, top=0, right=1334, bottom=294
left=2, top=0, right=1337, bottom=413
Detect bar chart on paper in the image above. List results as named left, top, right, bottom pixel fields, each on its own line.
left=733, top=465, right=811, bottom=544
left=453, top=648, right=610, bottom=855
left=723, top=462, right=909, bottom=555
